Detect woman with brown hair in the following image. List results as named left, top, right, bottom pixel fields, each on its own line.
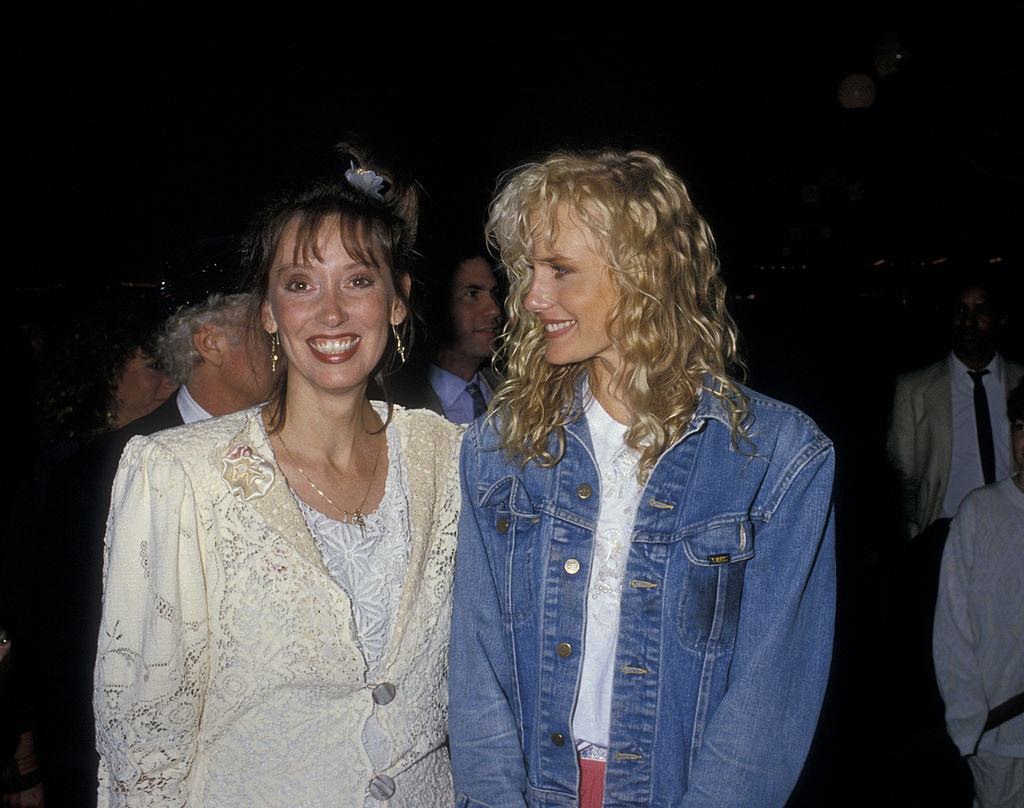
left=94, top=145, right=460, bottom=807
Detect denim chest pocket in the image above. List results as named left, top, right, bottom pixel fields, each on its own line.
left=477, top=476, right=540, bottom=622
left=675, top=518, right=755, bottom=652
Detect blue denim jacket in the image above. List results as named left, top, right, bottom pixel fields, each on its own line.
left=449, top=382, right=836, bottom=807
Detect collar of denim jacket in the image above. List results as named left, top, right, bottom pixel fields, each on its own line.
left=569, top=371, right=735, bottom=429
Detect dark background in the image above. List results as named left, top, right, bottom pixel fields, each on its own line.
left=14, top=9, right=1024, bottom=806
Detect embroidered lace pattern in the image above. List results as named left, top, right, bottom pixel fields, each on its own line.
left=297, top=410, right=410, bottom=671
left=93, top=406, right=462, bottom=808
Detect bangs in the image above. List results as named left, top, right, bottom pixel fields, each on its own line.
left=287, top=209, right=394, bottom=271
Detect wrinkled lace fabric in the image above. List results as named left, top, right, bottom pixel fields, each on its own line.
left=297, top=411, right=412, bottom=805
left=93, top=406, right=461, bottom=808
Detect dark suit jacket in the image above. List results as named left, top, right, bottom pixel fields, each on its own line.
left=26, top=394, right=184, bottom=806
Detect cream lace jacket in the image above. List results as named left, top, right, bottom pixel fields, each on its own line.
left=93, top=406, right=462, bottom=808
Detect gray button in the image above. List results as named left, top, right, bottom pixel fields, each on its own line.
left=372, top=682, right=396, bottom=705
left=563, top=558, right=581, bottom=575
left=576, top=483, right=593, bottom=500
left=368, top=774, right=396, bottom=800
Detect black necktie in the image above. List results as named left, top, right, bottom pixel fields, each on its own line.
left=466, top=382, right=487, bottom=419
left=968, top=369, right=996, bottom=485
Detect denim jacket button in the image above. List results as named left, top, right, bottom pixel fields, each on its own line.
left=563, top=558, right=581, bottom=575
left=576, top=483, right=593, bottom=500
left=368, top=774, right=396, bottom=800
left=551, top=732, right=565, bottom=746
left=556, top=642, right=573, bottom=658
left=496, top=517, right=510, bottom=533
left=371, top=682, right=396, bottom=705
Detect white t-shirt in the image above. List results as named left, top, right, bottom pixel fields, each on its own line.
left=572, top=393, right=643, bottom=749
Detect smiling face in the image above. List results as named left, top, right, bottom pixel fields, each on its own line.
left=524, top=207, right=621, bottom=378
left=261, top=217, right=407, bottom=401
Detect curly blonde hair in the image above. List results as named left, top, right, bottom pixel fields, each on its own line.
left=488, top=148, right=748, bottom=481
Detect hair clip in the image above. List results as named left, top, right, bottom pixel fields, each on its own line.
left=344, top=161, right=386, bottom=201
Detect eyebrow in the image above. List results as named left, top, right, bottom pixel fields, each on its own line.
left=274, top=260, right=375, bottom=274
left=531, top=252, right=570, bottom=264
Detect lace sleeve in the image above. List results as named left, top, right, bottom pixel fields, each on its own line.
left=93, top=436, right=210, bottom=808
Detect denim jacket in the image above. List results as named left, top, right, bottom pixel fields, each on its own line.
left=449, top=382, right=836, bottom=808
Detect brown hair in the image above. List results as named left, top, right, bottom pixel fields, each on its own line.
left=242, top=142, right=419, bottom=433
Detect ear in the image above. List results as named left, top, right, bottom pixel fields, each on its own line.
left=260, top=299, right=277, bottom=334
left=192, top=324, right=227, bottom=368
left=391, top=273, right=412, bottom=326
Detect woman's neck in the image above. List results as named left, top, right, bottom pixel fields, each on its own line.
left=269, top=384, right=381, bottom=466
left=589, top=362, right=631, bottom=426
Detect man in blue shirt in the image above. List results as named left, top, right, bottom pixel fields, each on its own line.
left=389, top=242, right=503, bottom=422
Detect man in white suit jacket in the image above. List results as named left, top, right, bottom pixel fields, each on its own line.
left=888, top=278, right=1022, bottom=540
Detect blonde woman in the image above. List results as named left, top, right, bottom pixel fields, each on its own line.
left=449, top=149, right=836, bottom=807
left=94, top=145, right=460, bottom=807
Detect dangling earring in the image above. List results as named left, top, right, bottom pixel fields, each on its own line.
left=270, top=331, right=280, bottom=373
left=391, top=323, right=406, bottom=365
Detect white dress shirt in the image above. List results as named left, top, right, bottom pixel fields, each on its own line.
left=934, top=477, right=1024, bottom=758
left=941, top=353, right=1012, bottom=518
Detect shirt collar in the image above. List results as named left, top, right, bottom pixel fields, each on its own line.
left=949, top=351, right=1002, bottom=380
left=428, top=363, right=485, bottom=409
left=176, top=384, right=213, bottom=424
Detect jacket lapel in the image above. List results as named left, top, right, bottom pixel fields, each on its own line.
left=924, top=359, right=953, bottom=471
left=380, top=409, right=434, bottom=674
left=210, top=409, right=334, bottom=578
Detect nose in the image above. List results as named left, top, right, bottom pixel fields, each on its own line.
left=482, top=291, right=502, bottom=322
left=318, top=285, right=348, bottom=327
left=523, top=273, right=550, bottom=314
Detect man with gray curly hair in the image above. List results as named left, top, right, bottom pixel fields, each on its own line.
left=157, top=291, right=276, bottom=422
left=25, top=263, right=277, bottom=805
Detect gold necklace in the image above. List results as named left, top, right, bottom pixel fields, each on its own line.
left=277, top=431, right=383, bottom=527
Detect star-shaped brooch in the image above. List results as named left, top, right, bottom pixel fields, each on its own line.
left=221, top=444, right=275, bottom=501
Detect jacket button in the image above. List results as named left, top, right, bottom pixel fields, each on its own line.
left=496, top=517, right=509, bottom=533
left=368, top=774, right=396, bottom=800
left=371, top=682, right=396, bottom=705
left=563, top=558, right=581, bottom=575
left=551, top=732, right=565, bottom=746
left=576, top=483, right=593, bottom=500
left=556, top=642, right=573, bottom=658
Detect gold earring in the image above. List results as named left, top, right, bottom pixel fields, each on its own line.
left=270, top=331, right=280, bottom=373
left=391, top=323, right=406, bottom=365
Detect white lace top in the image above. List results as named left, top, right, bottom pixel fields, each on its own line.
left=93, top=406, right=462, bottom=808
left=296, top=414, right=412, bottom=804
left=572, top=393, right=644, bottom=748
left=297, top=411, right=411, bottom=672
